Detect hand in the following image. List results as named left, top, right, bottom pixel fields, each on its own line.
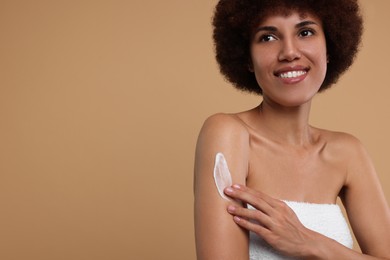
left=224, top=184, right=318, bottom=258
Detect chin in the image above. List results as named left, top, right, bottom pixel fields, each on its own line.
left=266, top=93, right=316, bottom=108
left=278, top=100, right=311, bottom=108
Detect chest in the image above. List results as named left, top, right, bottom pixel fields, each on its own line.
left=246, top=145, right=348, bottom=203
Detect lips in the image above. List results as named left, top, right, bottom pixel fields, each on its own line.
left=279, top=70, right=307, bottom=78
left=274, top=66, right=310, bottom=78
left=274, top=66, right=310, bottom=83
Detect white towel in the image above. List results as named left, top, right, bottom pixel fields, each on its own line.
left=249, top=201, right=353, bottom=260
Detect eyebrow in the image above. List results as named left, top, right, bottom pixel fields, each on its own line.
left=255, top=20, right=318, bottom=33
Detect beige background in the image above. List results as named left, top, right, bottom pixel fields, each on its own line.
left=0, top=0, right=389, bottom=259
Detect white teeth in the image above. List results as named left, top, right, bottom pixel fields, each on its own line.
left=279, top=70, right=306, bottom=78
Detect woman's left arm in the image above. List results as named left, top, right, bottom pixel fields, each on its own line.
left=340, top=137, right=390, bottom=259
left=224, top=138, right=390, bottom=259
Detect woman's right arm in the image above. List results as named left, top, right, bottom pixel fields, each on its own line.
left=194, top=114, right=250, bottom=260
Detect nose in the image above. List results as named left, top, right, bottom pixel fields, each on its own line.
left=278, top=38, right=301, bottom=62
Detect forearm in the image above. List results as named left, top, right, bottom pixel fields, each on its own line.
left=305, top=230, right=390, bottom=260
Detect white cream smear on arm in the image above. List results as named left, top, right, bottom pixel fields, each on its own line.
left=213, top=152, right=233, bottom=201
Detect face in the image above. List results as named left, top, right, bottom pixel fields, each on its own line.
left=250, top=11, right=327, bottom=107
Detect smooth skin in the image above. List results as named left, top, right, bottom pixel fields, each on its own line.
left=194, top=11, right=390, bottom=259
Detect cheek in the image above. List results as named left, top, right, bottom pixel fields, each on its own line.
left=251, top=52, right=273, bottom=77
left=312, top=51, right=328, bottom=89
left=319, top=52, right=328, bottom=76
left=252, top=60, right=270, bottom=85
left=309, top=47, right=328, bottom=76
left=250, top=45, right=273, bottom=70
left=319, top=42, right=328, bottom=67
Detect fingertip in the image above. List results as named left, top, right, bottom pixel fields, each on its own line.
left=227, top=205, right=236, bottom=213
left=224, top=187, right=233, bottom=194
left=233, top=216, right=241, bottom=222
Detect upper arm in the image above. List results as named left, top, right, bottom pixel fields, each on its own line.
left=341, top=136, right=390, bottom=258
left=194, top=114, right=250, bottom=260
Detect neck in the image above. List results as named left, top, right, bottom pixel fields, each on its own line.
left=257, top=100, right=313, bottom=146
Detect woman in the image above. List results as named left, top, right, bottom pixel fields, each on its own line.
left=194, top=0, right=390, bottom=259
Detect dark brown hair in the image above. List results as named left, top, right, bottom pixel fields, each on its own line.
left=213, top=0, right=363, bottom=95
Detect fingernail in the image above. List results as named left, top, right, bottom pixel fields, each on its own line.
left=227, top=205, right=236, bottom=212
left=233, top=216, right=241, bottom=222
left=225, top=187, right=233, bottom=194
left=233, top=184, right=241, bottom=189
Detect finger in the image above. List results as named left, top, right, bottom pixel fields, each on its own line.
left=232, top=184, right=281, bottom=208
left=224, top=185, right=275, bottom=215
left=227, top=205, right=273, bottom=229
left=231, top=214, right=272, bottom=238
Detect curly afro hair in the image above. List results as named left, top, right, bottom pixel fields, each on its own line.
left=213, top=0, right=363, bottom=95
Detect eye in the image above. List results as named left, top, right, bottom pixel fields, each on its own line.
left=299, top=29, right=314, bottom=37
left=260, top=34, right=277, bottom=42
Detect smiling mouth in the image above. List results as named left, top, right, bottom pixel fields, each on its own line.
left=278, top=70, right=307, bottom=79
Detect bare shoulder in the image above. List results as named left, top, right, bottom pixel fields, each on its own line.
left=315, top=128, right=366, bottom=157
left=317, top=127, right=360, bottom=144
left=201, top=113, right=250, bottom=137
left=315, top=128, right=374, bottom=183
left=197, top=113, right=250, bottom=153
left=195, top=113, right=251, bottom=183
